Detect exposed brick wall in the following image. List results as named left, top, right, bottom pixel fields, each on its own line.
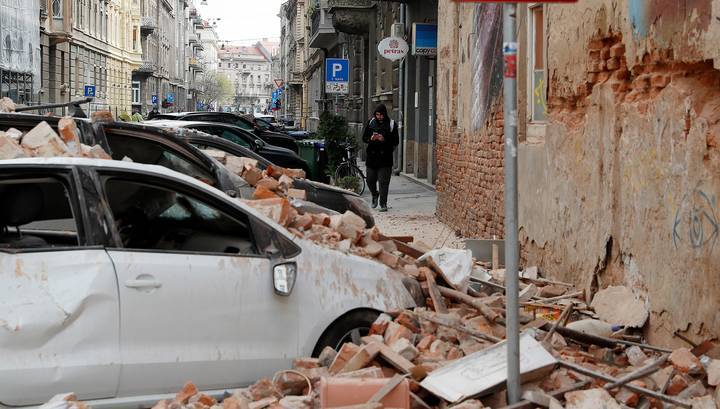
left=436, top=100, right=505, bottom=239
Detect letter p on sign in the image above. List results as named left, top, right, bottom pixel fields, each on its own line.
left=332, top=63, right=343, bottom=77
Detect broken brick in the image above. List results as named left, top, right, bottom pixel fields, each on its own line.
left=290, top=214, right=313, bottom=231
left=249, top=378, right=280, bottom=401
left=377, top=251, right=400, bottom=269
left=175, top=381, right=199, bottom=404
left=318, top=346, right=337, bottom=367
left=330, top=211, right=366, bottom=243
left=395, top=311, right=420, bottom=333
left=363, top=239, right=384, bottom=257
left=391, top=337, right=419, bottom=361
left=0, top=134, right=26, bottom=159
left=329, top=343, right=362, bottom=374
left=384, top=321, right=414, bottom=346
left=21, top=121, right=69, bottom=157
left=310, top=213, right=331, bottom=226
left=253, top=185, right=281, bottom=200
left=287, top=188, right=306, bottom=200
left=369, top=313, right=393, bottom=336
left=244, top=198, right=292, bottom=226
left=708, top=359, right=720, bottom=386
left=256, top=177, right=281, bottom=192
left=667, top=374, right=690, bottom=396
left=0, top=97, right=16, bottom=112
left=565, top=388, right=621, bottom=409
left=609, top=43, right=626, bottom=58
left=417, top=334, right=436, bottom=351
left=670, top=348, right=704, bottom=374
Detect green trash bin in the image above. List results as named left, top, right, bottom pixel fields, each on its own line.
left=297, top=139, right=327, bottom=182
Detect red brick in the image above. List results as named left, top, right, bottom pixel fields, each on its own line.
left=175, top=381, right=198, bottom=404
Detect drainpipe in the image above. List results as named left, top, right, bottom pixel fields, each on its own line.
left=395, top=3, right=407, bottom=176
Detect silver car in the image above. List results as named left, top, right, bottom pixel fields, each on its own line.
left=0, top=158, right=417, bottom=408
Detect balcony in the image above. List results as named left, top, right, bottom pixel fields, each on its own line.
left=309, top=4, right=337, bottom=49
left=193, top=16, right=204, bottom=28
left=288, top=71, right=303, bottom=85
left=135, top=60, right=157, bottom=75
left=189, top=58, right=203, bottom=71
left=140, top=16, right=156, bottom=35
left=328, top=0, right=374, bottom=35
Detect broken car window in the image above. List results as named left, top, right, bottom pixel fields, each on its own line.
left=105, top=178, right=258, bottom=256
left=0, top=177, right=80, bottom=250
left=104, top=132, right=218, bottom=186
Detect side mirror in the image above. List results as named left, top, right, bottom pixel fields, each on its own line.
left=273, top=262, right=297, bottom=296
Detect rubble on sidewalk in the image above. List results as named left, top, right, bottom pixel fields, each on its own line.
left=42, top=258, right=720, bottom=409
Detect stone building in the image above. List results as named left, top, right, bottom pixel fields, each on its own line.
left=40, top=0, right=142, bottom=115
left=436, top=1, right=720, bottom=346
left=218, top=43, right=276, bottom=114
left=132, top=0, right=192, bottom=115
left=279, top=0, right=306, bottom=126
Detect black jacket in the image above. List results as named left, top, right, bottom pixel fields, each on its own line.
left=362, top=115, right=399, bottom=169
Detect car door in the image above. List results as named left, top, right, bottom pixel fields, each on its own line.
left=99, top=172, right=299, bottom=396
left=190, top=125, right=258, bottom=150
left=0, top=166, right=120, bottom=405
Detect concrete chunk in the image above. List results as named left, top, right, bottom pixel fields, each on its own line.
left=591, top=286, right=648, bottom=327
left=565, top=388, right=621, bottom=409
left=0, top=134, right=26, bottom=159
left=21, top=121, right=69, bottom=157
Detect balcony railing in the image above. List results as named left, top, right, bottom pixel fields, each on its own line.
left=309, top=2, right=336, bottom=49
left=135, top=60, right=157, bottom=74
left=140, top=16, right=156, bottom=35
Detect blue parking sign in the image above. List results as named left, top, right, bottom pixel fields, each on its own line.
left=151, top=95, right=158, bottom=104
left=167, top=93, right=175, bottom=104
left=84, top=85, right=96, bottom=97
left=325, top=58, right=349, bottom=94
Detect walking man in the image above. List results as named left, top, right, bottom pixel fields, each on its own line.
left=362, top=104, right=399, bottom=212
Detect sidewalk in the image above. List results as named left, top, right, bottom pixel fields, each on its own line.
left=359, top=165, right=465, bottom=249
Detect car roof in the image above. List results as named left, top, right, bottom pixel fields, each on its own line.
left=145, top=119, right=219, bottom=127
left=0, top=157, right=294, bottom=237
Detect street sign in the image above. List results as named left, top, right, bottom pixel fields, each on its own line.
left=167, top=93, right=175, bottom=104
left=274, top=79, right=284, bottom=88
left=412, top=24, right=438, bottom=56
left=378, top=37, right=409, bottom=61
left=325, top=58, right=349, bottom=94
left=84, top=85, right=96, bottom=97
left=151, top=95, right=158, bottom=104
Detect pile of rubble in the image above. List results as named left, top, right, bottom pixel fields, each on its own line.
left=41, top=258, right=720, bottom=409
left=0, top=110, right=111, bottom=160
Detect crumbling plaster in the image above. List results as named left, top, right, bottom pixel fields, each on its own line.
left=519, top=0, right=720, bottom=346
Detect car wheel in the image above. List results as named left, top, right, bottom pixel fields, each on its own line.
left=312, top=309, right=380, bottom=356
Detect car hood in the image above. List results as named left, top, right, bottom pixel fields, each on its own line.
left=298, top=179, right=358, bottom=196
left=261, top=143, right=299, bottom=157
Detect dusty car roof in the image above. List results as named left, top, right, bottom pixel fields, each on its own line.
left=0, top=157, right=294, bottom=237
left=146, top=119, right=219, bottom=127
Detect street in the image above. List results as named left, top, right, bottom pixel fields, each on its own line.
left=0, top=0, right=719, bottom=408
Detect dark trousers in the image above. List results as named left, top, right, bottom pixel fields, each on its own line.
left=367, top=166, right=392, bottom=206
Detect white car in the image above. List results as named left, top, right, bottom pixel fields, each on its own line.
left=0, top=158, right=417, bottom=408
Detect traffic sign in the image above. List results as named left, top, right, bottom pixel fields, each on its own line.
left=84, top=85, right=96, bottom=97
left=325, top=58, right=349, bottom=94
left=274, top=79, right=284, bottom=88
left=167, top=93, right=175, bottom=104
left=151, top=95, right=158, bottom=104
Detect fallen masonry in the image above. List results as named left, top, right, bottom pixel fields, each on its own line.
left=6, top=108, right=717, bottom=409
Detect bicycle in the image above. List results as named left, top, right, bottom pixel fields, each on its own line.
left=334, top=143, right=366, bottom=195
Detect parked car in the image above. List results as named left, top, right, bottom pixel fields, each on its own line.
left=182, top=132, right=374, bottom=227
left=0, top=114, right=360, bottom=222
left=147, top=111, right=299, bottom=153
left=147, top=120, right=313, bottom=179
left=0, top=157, right=417, bottom=407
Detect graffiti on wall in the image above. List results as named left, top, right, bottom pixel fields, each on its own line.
left=471, top=4, right=503, bottom=132
left=672, top=189, right=720, bottom=252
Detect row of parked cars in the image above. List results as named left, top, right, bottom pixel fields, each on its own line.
left=0, top=107, right=420, bottom=407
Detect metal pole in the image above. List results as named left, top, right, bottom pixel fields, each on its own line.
left=502, top=2, right=520, bottom=405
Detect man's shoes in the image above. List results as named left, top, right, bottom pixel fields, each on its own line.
left=371, top=195, right=379, bottom=209
left=379, top=205, right=388, bottom=212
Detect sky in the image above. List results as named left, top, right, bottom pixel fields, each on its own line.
left=197, top=0, right=284, bottom=45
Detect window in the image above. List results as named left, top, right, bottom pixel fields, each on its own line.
left=104, top=132, right=218, bottom=187
left=52, top=0, right=63, bottom=17
left=104, top=179, right=257, bottom=255
left=132, top=81, right=140, bottom=104
left=0, top=177, right=81, bottom=250
left=528, top=5, right=546, bottom=122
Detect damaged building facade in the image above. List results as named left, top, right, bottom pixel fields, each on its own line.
left=437, top=1, right=720, bottom=346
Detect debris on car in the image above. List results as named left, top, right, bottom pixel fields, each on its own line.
left=0, top=116, right=111, bottom=160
